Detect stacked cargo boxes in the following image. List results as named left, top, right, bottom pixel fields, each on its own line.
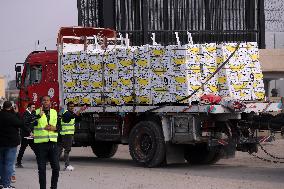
left=246, top=42, right=265, bottom=100
left=134, top=45, right=152, bottom=104
left=62, top=51, right=92, bottom=105
left=217, top=43, right=251, bottom=100
left=89, top=49, right=104, bottom=105
left=216, top=42, right=265, bottom=101
left=149, top=45, right=174, bottom=104
left=200, top=43, right=219, bottom=96
left=168, top=44, right=202, bottom=103
left=116, top=46, right=136, bottom=104
left=102, top=49, right=120, bottom=105
left=216, top=44, right=230, bottom=98
left=61, top=40, right=266, bottom=106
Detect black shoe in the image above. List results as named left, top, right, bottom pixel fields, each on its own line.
left=2, top=186, right=15, bottom=189
left=15, top=163, right=23, bottom=168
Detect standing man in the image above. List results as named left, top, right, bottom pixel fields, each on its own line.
left=58, top=102, right=86, bottom=171
left=33, top=96, right=60, bottom=189
left=0, top=101, right=23, bottom=189
left=16, top=103, right=37, bottom=168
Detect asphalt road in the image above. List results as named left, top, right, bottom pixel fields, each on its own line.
left=14, top=140, right=284, bottom=189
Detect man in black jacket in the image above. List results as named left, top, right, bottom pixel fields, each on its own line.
left=0, top=101, right=23, bottom=189
left=16, top=102, right=37, bottom=168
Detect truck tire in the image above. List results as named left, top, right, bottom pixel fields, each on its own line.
left=129, top=121, right=166, bottom=167
left=91, top=141, right=118, bottom=158
left=184, top=144, right=222, bottom=165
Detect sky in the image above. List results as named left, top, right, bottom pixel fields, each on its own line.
left=0, top=0, right=77, bottom=81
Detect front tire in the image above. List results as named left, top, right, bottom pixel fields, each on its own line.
left=129, top=121, right=166, bottom=167
left=91, top=141, right=118, bottom=158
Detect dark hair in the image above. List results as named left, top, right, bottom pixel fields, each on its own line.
left=67, top=101, right=74, bottom=107
left=40, top=95, right=51, bottom=102
left=2, top=101, right=12, bottom=110
left=27, top=102, right=35, bottom=108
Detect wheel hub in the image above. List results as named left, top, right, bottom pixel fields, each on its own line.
left=140, top=134, right=152, bottom=154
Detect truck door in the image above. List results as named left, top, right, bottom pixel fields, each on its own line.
left=43, top=62, right=59, bottom=110
left=23, top=64, right=43, bottom=108
left=22, top=62, right=59, bottom=110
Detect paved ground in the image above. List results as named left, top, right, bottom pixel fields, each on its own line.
left=14, top=140, right=284, bottom=189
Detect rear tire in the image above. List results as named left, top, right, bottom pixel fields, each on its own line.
left=91, top=141, right=118, bottom=158
left=129, top=121, right=166, bottom=167
left=184, top=143, right=222, bottom=165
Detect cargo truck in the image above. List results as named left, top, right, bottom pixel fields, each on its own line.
left=15, top=27, right=283, bottom=167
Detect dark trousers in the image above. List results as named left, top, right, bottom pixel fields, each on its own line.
left=34, top=142, right=60, bottom=189
left=0, top=147, right=17, bottom=187
left=58, top=135, right=73, bottom=167
left=17, top=138, right=35, bottom=164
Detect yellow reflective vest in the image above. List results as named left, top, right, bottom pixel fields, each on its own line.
left=60, top=110, right=75, bottom=135
left=34, top=108, right=58, bottom=143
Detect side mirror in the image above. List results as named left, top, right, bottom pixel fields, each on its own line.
left=16, top=73, right=22, bottom=89
left=15, top=65, right=21, bottom=72
left=15, top=63, right=23, bottom=89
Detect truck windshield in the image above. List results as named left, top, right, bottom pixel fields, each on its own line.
left=24, top=64, right=42, bottom=86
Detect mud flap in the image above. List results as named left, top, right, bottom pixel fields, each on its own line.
left=165, top=143, right=185, bottom=164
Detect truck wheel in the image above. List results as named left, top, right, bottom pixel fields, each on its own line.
left=91, top=141, right=118, bottom=158
left=184, top=144, right=222, bottom=165
left=129, top=121, right=166, bottom=167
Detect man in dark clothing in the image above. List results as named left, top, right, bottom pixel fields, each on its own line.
left=0, top=101, right=23, bottom=189
left=16, top=103, right=37, bottom=168
left=58, top=102, right=86, bottom=171
left=33, top=96, right=60, bottom=189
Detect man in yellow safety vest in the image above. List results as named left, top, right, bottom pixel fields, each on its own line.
left=58, top=101, right=86, bottom=171
left=33, top=95, right=59, bottom=189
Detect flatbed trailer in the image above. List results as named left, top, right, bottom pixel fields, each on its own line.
left=15, top=27, right=283, bottom=167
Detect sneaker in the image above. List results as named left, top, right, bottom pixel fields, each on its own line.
left=64, top=165, right=74, bottom=171
left=2, top=186, right=15, bottom=189
left=15, top=163, right=23, bottom=168
left=10, top=176, right=16, bottom=183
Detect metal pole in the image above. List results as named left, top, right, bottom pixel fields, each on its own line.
left=142, top=0, right=149, bottom=44
left=98, top=0, right=116, bottom=29
left=258, top=0, right=265, bottom=49
left=77, top=0, right=83, bottom=26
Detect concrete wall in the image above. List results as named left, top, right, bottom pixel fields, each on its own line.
left=260, top=49, right=284, bottom=73
left=263, top=0, right=284, bottom=97
left=265, top=0, right=284, bottom=49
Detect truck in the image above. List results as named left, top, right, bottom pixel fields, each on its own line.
left=15, top=27, right=283, bottom=167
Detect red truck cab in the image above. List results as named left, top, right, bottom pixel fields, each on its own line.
left=15, top=51, right=59, bottom=113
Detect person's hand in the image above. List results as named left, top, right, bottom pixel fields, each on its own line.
left=44, top=125, right=56, bottom=131
left=13, top=104, right=18, bottom=113
left=76, top=105, right=87, bottom=115
left=39, top=106, right=44, bottom=117
left=80, top=105, right=87, bottom=112
left=49, top=126, right=57, bottom=131
left=44, top=125, right=51, bottom=131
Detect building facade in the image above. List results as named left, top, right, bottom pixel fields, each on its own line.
left=262, top=0, right=284, bottom=97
